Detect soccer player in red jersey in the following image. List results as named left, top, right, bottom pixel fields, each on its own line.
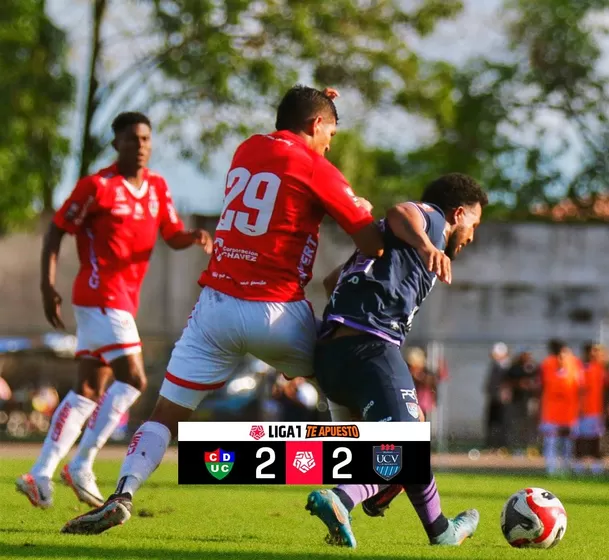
left=61, top=85, right=384, bottom=535
left=17, top=112, right=213, bottom=510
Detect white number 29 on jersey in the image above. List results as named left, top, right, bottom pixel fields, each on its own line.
left=216, top=167, right=281, bottom=237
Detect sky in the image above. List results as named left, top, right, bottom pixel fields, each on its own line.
left=46, top=0, right=603, bottom=215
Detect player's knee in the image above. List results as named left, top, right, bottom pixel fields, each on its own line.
left=111, top=354, right=147, bottom=392
left=77, top=379, right=104, bottom=401
left=76, top=360, right=111, bottom=401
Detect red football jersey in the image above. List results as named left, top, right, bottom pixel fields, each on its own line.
left=199, top=130, right=374, bottom=302
left=53, top=164, right=184, bottom=316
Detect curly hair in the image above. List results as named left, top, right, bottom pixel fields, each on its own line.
left=421, top=173, right=488, bottom=214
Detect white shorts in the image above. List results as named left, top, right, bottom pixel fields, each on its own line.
left=73, top=306, right=142, bottom=364
left=160, top=287, right=317, bottom=410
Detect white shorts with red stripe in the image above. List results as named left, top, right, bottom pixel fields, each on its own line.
left=160, top=286, right=317, bottom=410
left=73, top=306, right=142, bottom=364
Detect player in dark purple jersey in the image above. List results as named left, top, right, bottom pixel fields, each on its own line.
left=305, top=173, right=488, bottom=548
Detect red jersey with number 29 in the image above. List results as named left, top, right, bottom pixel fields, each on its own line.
left=199, top=130, right=374, bottom=302
left=53, top=164, right=185, bottom=316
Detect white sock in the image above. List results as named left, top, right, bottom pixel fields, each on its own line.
left=30, top=391, right=97, bottom=479
left=115, top=421, right=172, bottom=497
left=70, top=381, right=141, bottom=472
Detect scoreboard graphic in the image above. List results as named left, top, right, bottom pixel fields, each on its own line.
left=177, top=422, right=431, bottom=485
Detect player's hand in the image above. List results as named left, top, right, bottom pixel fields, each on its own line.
left=41, top=284, right=65, bottom=330
left=323, top=87, right=340, bottom=100
left=417, top=243, right=451, bottom=284
left=191, top=229, right=213, bottom=254
left=357, top=197, right=374, bottom=213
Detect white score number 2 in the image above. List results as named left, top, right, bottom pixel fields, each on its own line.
left=216, top=167, right=280, bottom=237
left=254, top=446, right=353, bottom=480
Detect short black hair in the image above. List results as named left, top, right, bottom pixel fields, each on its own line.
left=275, top=85, right=338, bottom=132
left=548, top=338, right=567, bottom=355
left=421, top=173, right=488, bottom=215
left=111, top=112, right=151, bottom=136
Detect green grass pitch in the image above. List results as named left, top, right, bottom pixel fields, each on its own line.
left=1, top=458, right=608, bottom=560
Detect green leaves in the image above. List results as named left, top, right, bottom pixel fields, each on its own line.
left=0, top=0, right=74, bottom=232
left=358, top=0, right=609, bottom=218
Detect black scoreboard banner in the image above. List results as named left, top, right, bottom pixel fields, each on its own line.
left=177, top=422, right=431, bottom=485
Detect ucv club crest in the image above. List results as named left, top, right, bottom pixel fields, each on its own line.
left=373, top=444, right=402, bottom=481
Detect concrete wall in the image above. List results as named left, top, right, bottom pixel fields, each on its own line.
left=1, top=218, right=606, bottom=438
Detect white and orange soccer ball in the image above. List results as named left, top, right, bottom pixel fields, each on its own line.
left=500, top=487, right=567, bottom=549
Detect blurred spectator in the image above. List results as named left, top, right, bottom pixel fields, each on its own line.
left=31, top=383, right=59, bottom=418
left=30, top=383, right=60, bottom=433
left=505, top=347, right=539, bottom=456
left=406, top=347, right=440, bottom=419
left=574, top=343, right=607, bottom=476
left=539, top=339, right=581, bottom=476
left=0, top=372, right=12, bottom=404
left=271, top=376, right=319, bottom=422
left=484, top=342, right=510, bottom=452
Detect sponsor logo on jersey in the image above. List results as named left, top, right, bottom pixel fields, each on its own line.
left=149, top=187, right=159, bottom=217
left=115, top=186, right=127, bottom=202
left=65, top=202, right=80, bottom=221
left=400, top=389, right=418, bottom=402
left=214, top=238, right=258, bottom=263
left=111, top=204, right=132, bottom=216
left=74, top=195, right=95, bottom=226
left=362, top=400, right=375, bottom=419
left=204, top=448, right=235, bottom=480
left=134, top=202, right=145, bottom=220
left=149, top=199, right=159, bottom=218
left=345, top=186, right=360, bottom=205
left=167, top=201, right=179, bottom=223
left=297, top=234, right=317, bottom=285
left=305, top=424, right=360, bottom=439
left=373, top=444, right=402, bottom=481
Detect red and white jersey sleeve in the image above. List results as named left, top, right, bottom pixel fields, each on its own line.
left=309, top=157, right=374, bottom=235
left=199, top=131, right=374, bottom=302
left=53, top=177, right=99, bottom=235
left=157, top=178, right=185, bottom=241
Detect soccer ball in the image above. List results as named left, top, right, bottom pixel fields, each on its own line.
left=500, top=487, right=567, bottom=549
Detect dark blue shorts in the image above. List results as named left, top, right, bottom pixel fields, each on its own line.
left=314, top=334, right=420, bottom=422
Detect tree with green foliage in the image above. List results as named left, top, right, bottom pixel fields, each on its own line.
left=0, top=0, right=74, bottom=232
left=360, top=0, right=609, bottom=218
left=77, top=0, right=464, bottom=174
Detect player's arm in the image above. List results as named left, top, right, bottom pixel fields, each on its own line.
left=386, top=202, right=451, bottom=284
left=41, top=223, right=67, bottom=329
left=311, top=162, right=383, bottom=258
left=159, top=183, right=213, bottom=253
left=164, top=229, right=213, bottom=252
left=42, top=177, right=97, bottom=329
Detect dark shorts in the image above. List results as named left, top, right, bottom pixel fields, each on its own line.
left=314, top=334, right=420, bottom=422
